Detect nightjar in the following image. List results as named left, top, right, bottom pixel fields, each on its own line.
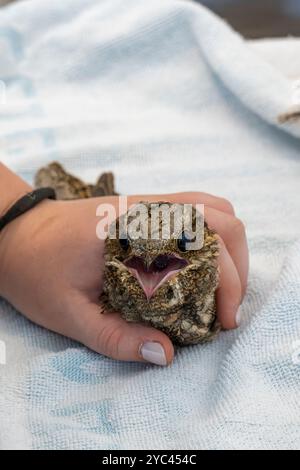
left=101, top=202, right=220, bottom=345
left=35, top=162, right=220, bottom=345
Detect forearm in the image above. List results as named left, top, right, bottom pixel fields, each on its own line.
left=0, top=163, right=33, bottom=216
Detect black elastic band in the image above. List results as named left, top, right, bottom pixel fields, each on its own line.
left=0, top=187, right=56, bottom=231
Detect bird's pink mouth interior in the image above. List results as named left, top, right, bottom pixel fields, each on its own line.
left=124, top=255, right=188, bottom=300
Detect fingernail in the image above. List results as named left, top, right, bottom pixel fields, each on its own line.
left=235, top=306, right=243, bottom=327
left=140, top=342, right=167, bottom=366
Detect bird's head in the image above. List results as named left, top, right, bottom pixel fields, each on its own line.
left=104, top=202, right=218, bottom=304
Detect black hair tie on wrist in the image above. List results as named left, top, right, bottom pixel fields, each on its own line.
left=0, top=187, right=56, bottom=232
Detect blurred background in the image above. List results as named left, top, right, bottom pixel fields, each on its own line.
left=197, top=0, right=300, bottom=38
left=0, top=0, right=300, bottom=38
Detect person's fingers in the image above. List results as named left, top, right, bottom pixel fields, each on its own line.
left=73, top=301, right=174, bottom=366
left=127, top=191, right=235, bottom=215
left=216, top=235, right=242, bottom=329
left=126, top=193, right=247, bottom=296
left=204, top=207, right=248, bottom=298
left=127, top=192, right=247, bottom=302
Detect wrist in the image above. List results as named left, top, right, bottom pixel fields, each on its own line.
left=0, top=194, right=56, bottom=300
left=0, top=164, right=33, bottom=296
left=0, top=163, right=33, bottom=217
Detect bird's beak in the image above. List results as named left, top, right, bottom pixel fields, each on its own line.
left=124, top=254, right=188, bottom=300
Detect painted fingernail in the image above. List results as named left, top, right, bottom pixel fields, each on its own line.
left=140, top=342, right=167, bottom=366
left=235, top=306, right=243, bottom=327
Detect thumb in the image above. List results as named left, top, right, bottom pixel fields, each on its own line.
left=75, top=302, right=174, bottom=366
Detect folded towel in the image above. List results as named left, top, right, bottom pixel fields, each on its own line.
left=0, top=0, right=299, bottom=450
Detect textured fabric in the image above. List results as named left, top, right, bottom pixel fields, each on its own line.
left=0, top=0, right=300, bottom=450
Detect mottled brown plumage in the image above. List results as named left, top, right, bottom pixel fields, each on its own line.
left=102, top=202, right=220, bottom=345
left=35, top=161, right=117, bottom=199
left=34, top=163, right=220, bottom=345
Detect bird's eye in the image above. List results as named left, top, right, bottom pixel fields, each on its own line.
left=177, top=232, right=193, bottom=252
left=119, top=237, right=130, bottom=251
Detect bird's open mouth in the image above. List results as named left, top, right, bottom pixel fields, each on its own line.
left=124, top=254, right=188, bottom=300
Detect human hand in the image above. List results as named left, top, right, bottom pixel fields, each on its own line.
left=0, top=191, right=248, bottom=366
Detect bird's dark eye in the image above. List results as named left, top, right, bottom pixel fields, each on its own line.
left=119, top=237, right=130, bottom=251
left=177, top=232, right=193, bottom=252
